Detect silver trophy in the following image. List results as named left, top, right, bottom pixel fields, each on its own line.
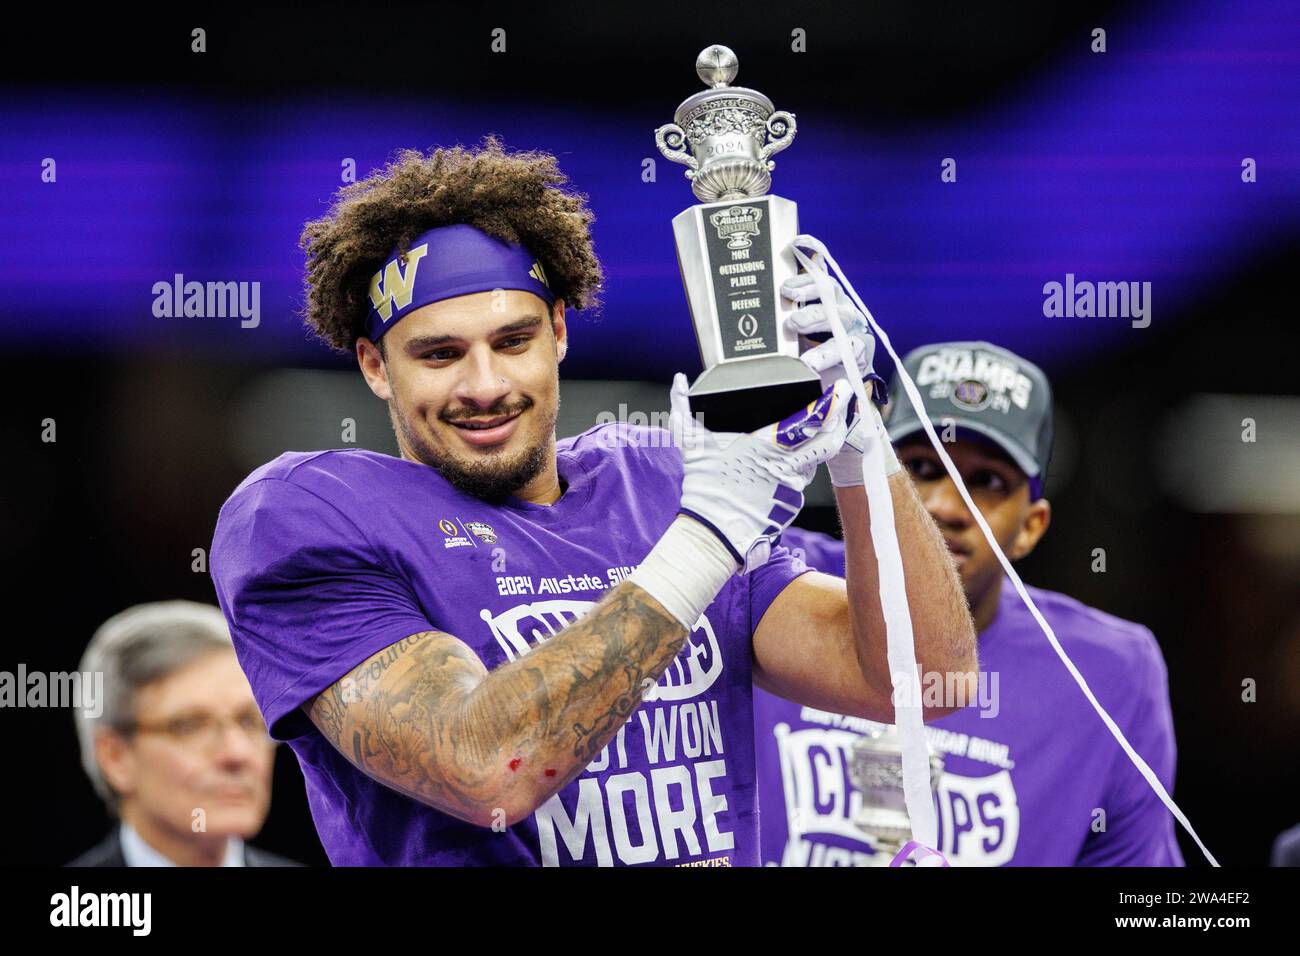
left=849, top=723, right=946, bottom=865
left=655, top=44, right=823, bottom=432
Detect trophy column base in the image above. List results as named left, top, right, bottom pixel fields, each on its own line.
left=688, top=357, right=823, bottom=433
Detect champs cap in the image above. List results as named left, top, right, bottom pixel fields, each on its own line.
left=885, top=341, right=1054, bottom=499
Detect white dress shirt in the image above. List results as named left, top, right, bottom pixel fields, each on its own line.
left=119, top=821, right=246, bottom=867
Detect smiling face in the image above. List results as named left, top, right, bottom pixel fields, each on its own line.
left=895, top=434, right=1051, bottom=628
left=359, top=290, right=568, bottom=504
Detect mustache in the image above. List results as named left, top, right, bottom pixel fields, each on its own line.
left=441, top=398, right=533, bottom=423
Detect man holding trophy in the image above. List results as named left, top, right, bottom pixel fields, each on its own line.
left=208, top=46, right=975, bottom=865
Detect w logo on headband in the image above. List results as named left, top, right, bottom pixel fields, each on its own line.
left=367, top=243, right=429, bottom=323
left=528, top=259, right=550, bottom=289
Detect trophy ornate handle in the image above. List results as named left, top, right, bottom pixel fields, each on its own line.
left=759, top=110, right=797, bottom=169
left=654, top=123, right=700, bottom=178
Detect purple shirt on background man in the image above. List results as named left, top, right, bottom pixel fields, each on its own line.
left=210, top=422, right=813, bottom=866
left=755, top=526, right=1184, bottom=866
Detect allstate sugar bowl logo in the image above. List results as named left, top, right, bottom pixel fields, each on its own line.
left=710, top=205, right=763, bottom=249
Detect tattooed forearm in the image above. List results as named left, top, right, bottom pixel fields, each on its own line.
left=480, top=585, right=686, bottom=767
left=303, top=580, right=686, bottom=826
left=458, top=583, right=685, bottom=801
left=306, top=632, right=489, bottom=819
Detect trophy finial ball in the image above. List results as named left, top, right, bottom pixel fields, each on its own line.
left=696, top=44, right=738, bottom=88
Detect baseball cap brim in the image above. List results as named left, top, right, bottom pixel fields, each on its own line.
left=886, top=415, right=1042, bottom=482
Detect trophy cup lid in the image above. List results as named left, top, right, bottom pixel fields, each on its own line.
left=697, top=44, right=740, bottom=89
left=672, top=44, right=775, bottom=124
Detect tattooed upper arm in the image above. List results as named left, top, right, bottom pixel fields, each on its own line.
left=302, top=630, right=501, bottom=825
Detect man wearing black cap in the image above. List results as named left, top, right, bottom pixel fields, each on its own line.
left=754, top=341, right=1185, bottom=866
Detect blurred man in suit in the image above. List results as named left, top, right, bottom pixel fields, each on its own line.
left=68, top=600, right=299, bottom=867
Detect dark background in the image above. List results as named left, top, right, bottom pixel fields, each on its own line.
left=2, top=1, right=1296, bottom=867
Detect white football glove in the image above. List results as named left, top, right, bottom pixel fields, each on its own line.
left=780, top=269, right=894, bottom=486
left=670, top=372, right=857, bottom=574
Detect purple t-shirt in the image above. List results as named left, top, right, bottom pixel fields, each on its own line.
left=210, top=422, right=812, bottom=866
left=757, top=526, right=1184, bottom=866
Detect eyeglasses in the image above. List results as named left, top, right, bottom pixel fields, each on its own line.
left=128, top=709, right=273, bottom=751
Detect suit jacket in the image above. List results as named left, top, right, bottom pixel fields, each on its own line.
left=66, top=828, right=304, bottom=867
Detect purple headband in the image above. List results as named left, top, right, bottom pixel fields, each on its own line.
left=364, top=223, right=556, bottom=343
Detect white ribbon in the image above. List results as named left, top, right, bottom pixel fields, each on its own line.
left=788, top=234, right=1218, bottom=867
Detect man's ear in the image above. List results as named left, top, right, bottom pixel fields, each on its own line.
left=357, top=337, right=393, bottom=401
left=1010, top=497, right=1052, bottom=561
left=94, top=727, right=135, bottom=799
left=552, top=299, right=568, bottom=363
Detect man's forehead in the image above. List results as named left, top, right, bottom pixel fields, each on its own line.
left=136, top=651, right=250, bottom=708
left=393, top=292, right=549, bottom=345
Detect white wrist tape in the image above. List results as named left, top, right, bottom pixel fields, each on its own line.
left=871, top=403, right=903, bottom=477
left=827, top=402, right=901, bottom=486
left=626, top=514, right=737, bottom=630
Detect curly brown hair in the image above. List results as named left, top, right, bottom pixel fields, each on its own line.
left=298, top=135, right=604, bottom=354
